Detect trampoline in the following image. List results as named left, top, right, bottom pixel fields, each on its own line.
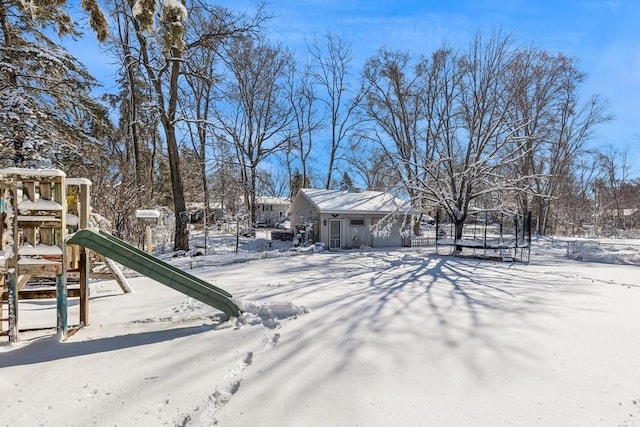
left=435, top=209, right=532, bottom=262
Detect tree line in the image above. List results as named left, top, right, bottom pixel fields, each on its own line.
left=1, top=1, right=636, bottom=251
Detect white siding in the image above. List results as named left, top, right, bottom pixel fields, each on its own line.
left=318, top=214, right=406, bottom=248
left=289, top=196, right=318, bottom=228
left=289, top=190, right=413, bottom=249
left=256, top=202, right=289, bottom=226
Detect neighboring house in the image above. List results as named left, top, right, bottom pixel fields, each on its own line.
left=288, top=188, right=416, bottom=249
left=255, top=196, right=290, bottom=227
left=185, top=203, right=224, bottom=225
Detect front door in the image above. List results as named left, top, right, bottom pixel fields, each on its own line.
left=329, top=219, right=341, bottom=249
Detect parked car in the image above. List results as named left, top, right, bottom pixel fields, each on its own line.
left=421, top=216, right=436, bottom=226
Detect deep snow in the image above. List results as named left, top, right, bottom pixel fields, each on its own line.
left=1, top=233, right=640, bottom=426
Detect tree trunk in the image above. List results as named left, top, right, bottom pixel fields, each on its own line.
left=166, top=45, right=189, bottom=251
left=164, top=121, right=189, bottom=251
left=454, top=212, right=466, bottom=252
left=249, top=164, right=258, bottom=226
left=201, top=160, right=210, bottom=228
left=126, top=59, right=145, bottom=190
left=533, top=196, right=546, bottom=235
left=325, top=144, right=335, bottom=190
left=129, top=10, right=190, bottom=251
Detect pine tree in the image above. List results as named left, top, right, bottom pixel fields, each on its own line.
left=0, top=0, right=109, bottom=167
left=291, top=169, right=310, bottom=198
left=339, top=171, right=354, bottom=192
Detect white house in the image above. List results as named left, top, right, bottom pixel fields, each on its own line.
left=288, top=188, right=417, bottom=249
left=255, top=196, right=290, bottom=227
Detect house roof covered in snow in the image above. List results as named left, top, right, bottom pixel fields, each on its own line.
left=256, top=196, right=289, bottom=205
left=294, top=188, right=415, bottom=215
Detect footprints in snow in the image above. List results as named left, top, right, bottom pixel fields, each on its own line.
left=209, top=378, right=243, bottom=411
left=619, top=398, right=640, bottom=426
left=205, top=333, right=280, bottom=419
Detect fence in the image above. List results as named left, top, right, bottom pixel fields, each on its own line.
left=565, top=239, right=640, bottom=257
left=410, top=236, right=436, bottom=248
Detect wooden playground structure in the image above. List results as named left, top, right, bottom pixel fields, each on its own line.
left=1, top=168, right=241, bottom=343
left=0, top=168, right=94, bottom=342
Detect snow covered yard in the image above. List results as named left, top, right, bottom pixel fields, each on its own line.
left=2, top=238, right=640, bottom=426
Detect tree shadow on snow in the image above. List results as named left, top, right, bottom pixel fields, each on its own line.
left=259, top=249, right=599, bottom=396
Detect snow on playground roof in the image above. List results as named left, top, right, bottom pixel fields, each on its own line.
left=0, top=167, right=65, bottom=178
left=298, top=188, right=415, bottom=214
left=66, top=178, right=92, bottom=186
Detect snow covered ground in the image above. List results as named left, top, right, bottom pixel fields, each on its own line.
left=2, top=232, right=640, bottom=426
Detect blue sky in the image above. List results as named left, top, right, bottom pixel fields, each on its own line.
left=254, top=0, right=639, bottom=167
left=69, top=0, right=640, bottom=175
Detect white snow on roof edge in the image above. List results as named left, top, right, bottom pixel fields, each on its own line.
left=299, top=188, right=417, bottom=214
left=67, top=178, right=92, bottom=186
left=0, top=167, right=66, bottom=178
left=136, top=209, right=161, bottom=219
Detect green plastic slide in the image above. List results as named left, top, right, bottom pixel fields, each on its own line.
left=67, top=229, right=241, bottom=317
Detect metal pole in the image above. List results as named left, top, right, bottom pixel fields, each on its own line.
left=235, top=216, right=240, bottom=254
left=435, top=209, right=439, bottom=255
left=79, top=251, right=89, bottom=326
left=483, top=211, right=488, bottom=259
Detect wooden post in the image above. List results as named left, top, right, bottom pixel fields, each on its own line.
left=0, top=276, right=3, bottom=337
left=56, top=273, right=68, bottom=341
left=78, top=181, right=90, bottom=326
left=7, top=272, right=18, bottom=343
left=135, top=210, right=159, bottom=254
left=22, top=181, right=36, bottom=245
left=104, top=257, right=133, bottom=294
left=9, top=180, right=19, bottom=342
left=145, top=224, right=153, bottom=254
left=79, top=252, right=89, bottom=326
left=0, top=278, right=3, bottom=338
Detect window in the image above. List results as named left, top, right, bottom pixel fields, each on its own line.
left=350, top=218, right=365, bottom=227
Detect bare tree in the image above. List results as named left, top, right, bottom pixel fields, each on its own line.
left=107, top=0, right=164, bottom=214
left=346, top=141, right=397, bottom=192
left=544, top=152, right=598, bottom=236
left=256, top=168, right=289, bottom=197
left=122, top=0, right=192, bottom=250
left=179, top=7, right=219, bottom=228
left=215, top=37, right=294, bottom=225
left=504, top=48, right=564, bottom=217
left=504, top=48, right=611, bottom=234
left=286, top=60, right=320, bottom=192
left=444, top=32, right=521, bottom=246
left=359, top=47, right=430, bottom=232
left=360, top=33, right=531, bottom=245
left=597, top=146, right=631, bottom=233
left=209, top=138, right=244, bottom=215
left=110, top=0, right=146, bottom=189
left=116, top=0, right=266, bottom=250
left=307, top=32, right=363, bottom=189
